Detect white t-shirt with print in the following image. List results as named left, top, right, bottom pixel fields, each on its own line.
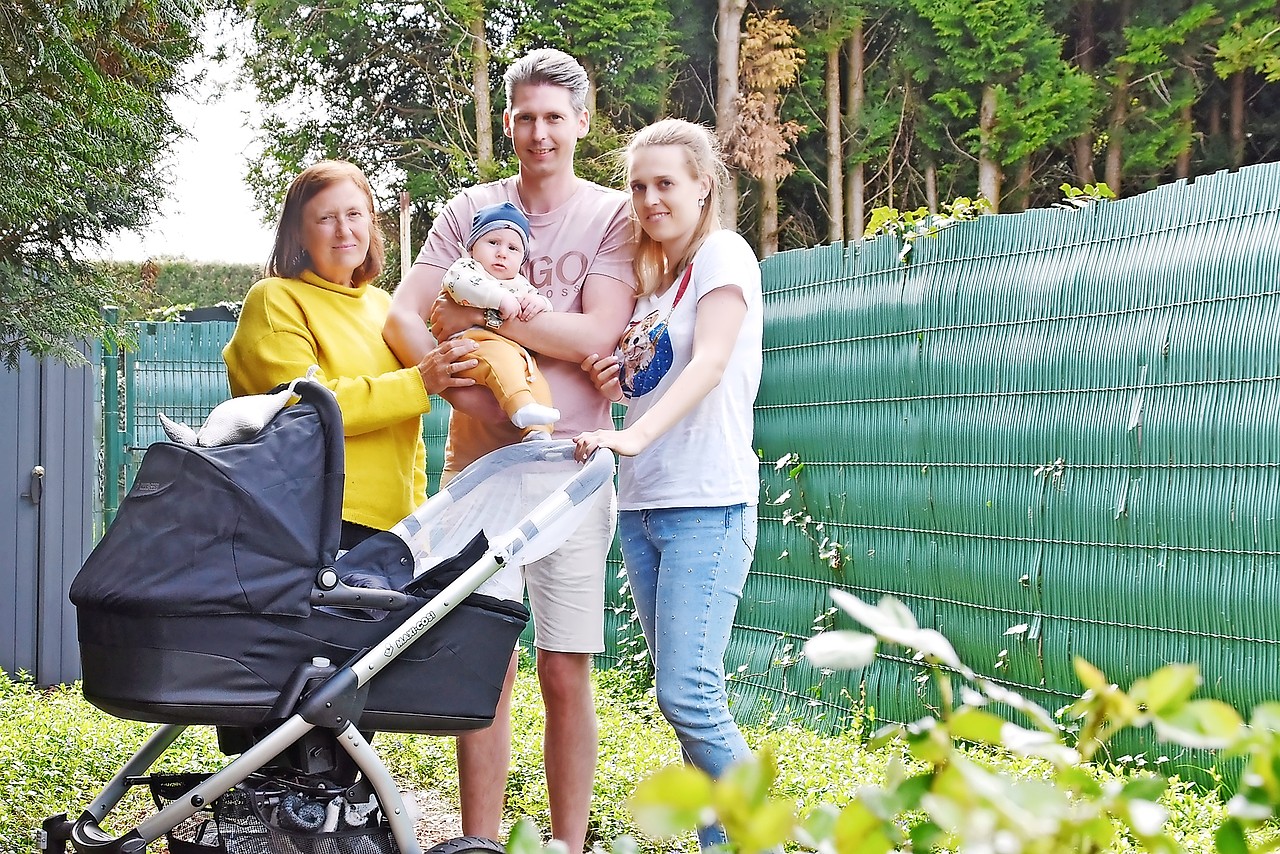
left=616, top=229, right=763, bottom=510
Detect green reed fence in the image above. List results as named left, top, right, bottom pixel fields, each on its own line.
left=102, top=162, right=1280, bottom=779
left=733, top=162, right=1280, bottom=778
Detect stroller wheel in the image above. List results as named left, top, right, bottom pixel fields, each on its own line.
left=425, top=835, right=506, bottom=854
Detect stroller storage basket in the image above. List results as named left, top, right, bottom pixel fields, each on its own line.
left=150, top=772, right=398, bottom=854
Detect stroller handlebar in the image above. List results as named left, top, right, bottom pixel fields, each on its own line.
left=310, top=567, right=411, bottom=612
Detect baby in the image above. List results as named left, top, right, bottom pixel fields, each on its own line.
left=441, top=201, right=559, bottom=439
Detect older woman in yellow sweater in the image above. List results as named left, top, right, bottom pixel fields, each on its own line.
left=224, top=160, right=479, bottom=550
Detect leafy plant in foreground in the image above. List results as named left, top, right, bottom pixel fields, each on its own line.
left=617, top=589, right=1280, bottom=853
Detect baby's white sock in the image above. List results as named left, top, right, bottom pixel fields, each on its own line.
left=511, top=402, right=560, bottom=428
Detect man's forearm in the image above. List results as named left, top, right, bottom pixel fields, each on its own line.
left=385, top=262, right=446, bottom=367
left=384, top=304, right=437, bottom=367
left=500, top=274, right=636, bottom=363
left=499, top=311, right=615, bottom=363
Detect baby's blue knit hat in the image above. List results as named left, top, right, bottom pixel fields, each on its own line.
left=467, top=201, right=532, bottom=260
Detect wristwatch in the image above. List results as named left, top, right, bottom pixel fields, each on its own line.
left=483, top=308, right=503, bottom=330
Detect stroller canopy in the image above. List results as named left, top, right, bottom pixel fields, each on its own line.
left=71, top=381, right=345, bottom=618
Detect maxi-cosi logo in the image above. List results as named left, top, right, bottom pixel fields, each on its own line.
left=396, top=610, right=439, bottom=649
left=132, top=481, right=165, bottom=495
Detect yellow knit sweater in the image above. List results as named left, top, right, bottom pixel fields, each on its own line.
left=223, top=271, right=430, bottom=530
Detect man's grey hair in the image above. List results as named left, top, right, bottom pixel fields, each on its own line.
left=504, top=48, right=590, bottom=115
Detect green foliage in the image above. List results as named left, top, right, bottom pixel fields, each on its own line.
left=512, top=0, right=682, bottom=126
left=1103, top=3, right=1218, bottom=185
left=0, top=672, right=222, bottom=850
left=241, top=0, right=487, bottom=222
left=1058, top=181, right=1118, bottom=208
left=497, top=663, right=682, bottom=848
left=228, top=0, right=1280, bottom=253
left=863, top=195, right=992, bottom=262
left=98, top=259, right=260, bottom=319
left=0, top=0, right=201, bottom=366
left=654, top=0, right=718, bottom=125
left=904, top=0, right=1095, bottom=166
left=238, top=0, right=677, bottom=231
left=611, top=588, right=1280, bottom=853
left=574, top=116, right=630, bottom=198
left=1213, top=0, right=1280, bottom=82
left=0, top=257, right=131, bottom=368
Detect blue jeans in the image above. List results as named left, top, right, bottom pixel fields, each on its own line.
left=619, top=504, right=757, bottom=848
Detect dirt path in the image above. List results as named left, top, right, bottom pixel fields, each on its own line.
left=408, top=787, right=466, bottom=848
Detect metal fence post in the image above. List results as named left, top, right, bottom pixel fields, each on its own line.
left=101, top=306, right=123, bottom=527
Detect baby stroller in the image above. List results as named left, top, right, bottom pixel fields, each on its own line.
left=39, top=378, right=614, bottom=854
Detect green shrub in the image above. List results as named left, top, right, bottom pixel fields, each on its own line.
left=0, top=673, right=220, bottom=852
left=96, top=258, right=260, bottom=320
left=618, top=591, right=1280, bottom=853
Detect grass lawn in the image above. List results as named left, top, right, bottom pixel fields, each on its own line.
left=0, top=660, right=1250, bottom=853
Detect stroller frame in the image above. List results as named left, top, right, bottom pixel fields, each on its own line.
left=40, top=381, right=615, bottom=854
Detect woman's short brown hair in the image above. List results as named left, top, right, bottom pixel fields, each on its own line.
left=266, top=160, right=386, bottom=286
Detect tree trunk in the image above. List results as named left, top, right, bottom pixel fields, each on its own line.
left=1012, top=160, right=1033, bottom=211
left=848, top=162, right=865, bottom=239
left=1073, top=136, right=1096, bottom=187
left=760, top=174, right=779, bottom=256
left=1104, top=0, right=1131, bottom=193
left=1175, top=100, right=1192, bottom=178
left=1230, top=71, right=1245, bottom=167
left=717, top=0, right=748, bottom=231
left=1104, top=69, right=1128, bottom=192
left=469, top=10, right=493, bottom=173
left=825, top=42, right=843, bottom=244
left=844, top=22, right=865, bottom=240
left=1072, top=0, right=1096, bottom=185
left=977, top=84, right=1001, bottom=211
left=760, top=85, right=783, bottom=256
left=886, top=155, right=894, bottom=209
left=925, top=161, right=938, bottom=214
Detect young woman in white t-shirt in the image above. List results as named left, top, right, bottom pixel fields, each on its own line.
left=573, top=118, right=763, bottom=849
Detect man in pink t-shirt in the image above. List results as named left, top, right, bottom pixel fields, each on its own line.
left=415, top=178, right=633, bottom=473
left=384, top=48, right=635, bottom=854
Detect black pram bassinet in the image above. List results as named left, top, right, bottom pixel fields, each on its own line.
left=43, top=379, right=615, bottom=854
left=70, top=380, right=524, bottom=732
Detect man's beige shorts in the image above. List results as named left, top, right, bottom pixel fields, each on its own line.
left=460, top=477, right=615, bottom=654
left=523, top=481, right=615, bottom=654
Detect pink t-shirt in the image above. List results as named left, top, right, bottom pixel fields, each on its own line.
left=416, top=176, right=635, bottom=471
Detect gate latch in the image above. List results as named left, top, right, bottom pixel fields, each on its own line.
left=23, top=465, right=44, bottom=505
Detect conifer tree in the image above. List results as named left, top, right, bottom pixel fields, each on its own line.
left=0, top=0, right=200, bottom=365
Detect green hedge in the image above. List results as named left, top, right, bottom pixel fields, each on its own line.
left=97, top=259, right=260, bottom=319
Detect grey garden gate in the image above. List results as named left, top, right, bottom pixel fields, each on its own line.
left=0, top=348, right=98, bottom=685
